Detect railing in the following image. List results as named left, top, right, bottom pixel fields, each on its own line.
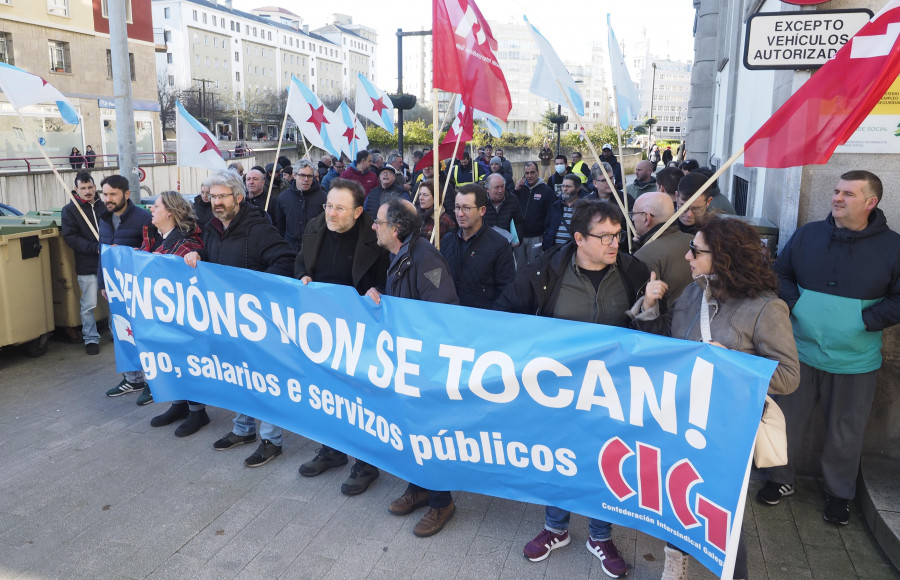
left=153, top=28, right=167, bottom=47
left=0, top=148, right=252, bottom=172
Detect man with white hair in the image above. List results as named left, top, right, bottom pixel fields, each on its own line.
left=631, top=191, right=694, bottom=308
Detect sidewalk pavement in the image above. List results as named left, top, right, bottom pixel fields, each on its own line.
left=0, top=335, right=897, bottom=580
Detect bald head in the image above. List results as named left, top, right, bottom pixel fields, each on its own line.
left=635, top=160, right=654, bottom=182
left=633, top=191, right=676, bottom=236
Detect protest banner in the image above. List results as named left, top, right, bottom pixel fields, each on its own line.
left=102, top=245, right=776, bottom=577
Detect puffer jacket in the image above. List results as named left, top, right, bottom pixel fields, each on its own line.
left=200, top=202, right=294, bottom=275
left=386, top=233, right=459, bottom=305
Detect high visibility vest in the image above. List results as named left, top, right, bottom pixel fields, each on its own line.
left=571, top=160, right=589, bottom=183
left=453, top=163, right=482, bottom=185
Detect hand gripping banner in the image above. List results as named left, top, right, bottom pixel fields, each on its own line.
left=102, top=246, right=777, bottom=577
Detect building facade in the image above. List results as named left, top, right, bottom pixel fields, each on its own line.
left=153, top=0, right=378, bottom=140
left=0, top=0, right=162, bottom=169
left=630, top=36, right=692, bottom=144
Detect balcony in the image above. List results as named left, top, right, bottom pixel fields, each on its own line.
left=154, top=28, right=167, bottom=53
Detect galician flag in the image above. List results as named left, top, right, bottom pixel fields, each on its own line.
left=356, top=74, right=394, bottom=134
left=286, top=75, right=341, bottom=157
left=175, top=100, right=225, bottom=171
left=524, top=15, right=585, bottom=117
left=0, top=62, right=79, bottom=124
left=607, top=15, right=642, bottom=130
left=327, top=102, right=369, bottom=160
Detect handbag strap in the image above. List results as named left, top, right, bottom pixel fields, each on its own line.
left=699, top=277, right=713, bottom=343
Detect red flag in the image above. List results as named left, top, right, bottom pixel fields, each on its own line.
left=415, top=104, right=474, bottom=172
left=432, top=0, right=512, bottom=121
left=744, top=1, right=900, bottom=168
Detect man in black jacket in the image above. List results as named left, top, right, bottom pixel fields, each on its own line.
left=497, top=200, right=647, bottom=576
left=513, top=161, right=555, bottom=267
left=484, top=173, right=524, bottom=241
left=61, top=171, right=104, bottom=355
left=362, top=165, right=409, bottom=220
left=371, top=199, right=459, bottom=537
left=193, top=178, right=213, bottom=228
left=98, top=174, right=152, bottom=399
left=184, top=169, right=295, bottom=468
left=293, top=178, right=390, bottom=495
left=441, top=184, right=515, bottom=309
left=275, top=159, right=325, bottom=251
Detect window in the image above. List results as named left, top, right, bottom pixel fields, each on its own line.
left=192, top=10, right=197, bottom=21
left=267, top=31, right=271, bottom=41
left=202, top=13, right=206, bottom=24
left=47, top=0, right=68, bottom=17
left=101, top=0, right=132, bottom=22
left=166, top=52, right=173, bottom=64
left=205, top=57, right=209, bottom=67
left=164, top=30, right=171, bottom=42
left=164, top=7, right=170, bottom=18
left=129, top=52, right=135, bottom=81
left=0, top=33, right=13, bottom=65
left=236, top=22, right=240, bottom=33
left=48, top=40, right=70, bottom=72
left=167, top=75, right=175, bottom=86
left=204, top=35, right=209, bottom=46
left=105, top=50, right=136, bottom=81
left=235, top=71, right=240, bottom=82
left=234, top=51, right=239, bottom=62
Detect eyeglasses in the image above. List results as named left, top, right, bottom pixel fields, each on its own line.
left=454, top=205, right=480, bottom=213
left=628, top=211, right=653, bottom=219
left=688, top=240, right=712, bottom=258
left=208, top=194, right=233, bottom=201
left=678, top=199, right=707, bottom=214
left=583, top=230, right=626, bottom=245
left=296, top=173, right=315, bottom=179
left=323, top=203, right=352, bottom=213
left=373, top=219, right=389, bottom=226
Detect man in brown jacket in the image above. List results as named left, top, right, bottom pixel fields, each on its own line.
left=632, top=191, right=694, bottom=308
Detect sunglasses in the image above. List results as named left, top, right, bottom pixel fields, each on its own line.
left=688, top=240, right=712, bottom=258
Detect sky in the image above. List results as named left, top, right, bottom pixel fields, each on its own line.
left=233, top=0, right=697, bottom=89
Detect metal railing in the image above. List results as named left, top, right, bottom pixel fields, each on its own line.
left=0, top=147, right=252, bottom=172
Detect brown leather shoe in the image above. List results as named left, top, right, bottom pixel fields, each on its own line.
left=413, top=502, right=456, bottom=537
left=388, top=488, right=430, bottom=515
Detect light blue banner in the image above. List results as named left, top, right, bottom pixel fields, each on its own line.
left=101, top=245, right=776, bottom=577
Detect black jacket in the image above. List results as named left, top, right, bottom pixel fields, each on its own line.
left=200, top=202, right=294, bottom=275
left=61, top=197, right=104, bottom=274
left=275, top=181, right=326, bottom=251
left=483, top=192, right=525, bottom=236
left=246, top=189, right=279, bottom=223
left=98, top=201, right=152, bottom=287
left=294, top=211, right=389, bottom=295
left=363, top=184, right=409, bottom=221
left=513, top=180, right=555, bottom=238
left=386, top=233, right=459, bottom=305
left=440, top=225, right=516, bottom=310
left=495, top=242, right=649, bottom=319
left=193, top=194, right=213, bottom=229
left=599, top=154, right=624, bottom=190
left=543, top=193, right=590, bottom=250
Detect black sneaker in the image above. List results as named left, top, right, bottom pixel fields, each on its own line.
left=340, top=461, right=379, bottom=496
left=150, top=403, right=189, bottom=427
left=174, top=409, right=210, bottom=437
left=245, top=439, right=282, bottom=467
left=213, top=431, right=257, bottom=450
left=86, top=343, right=100, bottom=355
left=823, top=494, right=850, bottom=525
left=298, top=447, right=348, bottom=477
left=756, top=481, right=794, bottom=505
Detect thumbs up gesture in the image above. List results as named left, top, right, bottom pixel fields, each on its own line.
left=643, top=271, right=669, bottom=310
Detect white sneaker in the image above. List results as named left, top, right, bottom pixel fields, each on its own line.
left=661, top=546, right=689, bottom=580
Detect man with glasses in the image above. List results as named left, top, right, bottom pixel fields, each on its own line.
left=591, top=164, right=634, bottom=217
left=496, top=200, right=648, bottom=577
left=674, top=172, right=713, bottom=234
left=275, top=159, right=326, bottom=252
left=631, top=191, right=694, bottom=307
left=370, top=199, right=460, bottom=537
left=321, top=157, right=346, bottom=192
left=293, top=178, right=390, bottom=496
left=362, top=165, right=410, bottom=221
left=184, top=169, right=295, bottom=468
left=440, top=184, right=515, bottom=309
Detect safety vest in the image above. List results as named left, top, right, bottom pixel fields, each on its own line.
left=452, top=163, right=482, bottom=186
left=571, top=160, right=589, bottom=184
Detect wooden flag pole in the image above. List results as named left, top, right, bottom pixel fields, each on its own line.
left=432, top=89, right=441, bottom=249
left=553, top=80, right=635, bottom=249
left=647, top=146, right=745, bottom=245
left=20, top=115, right=99, bottom=241
left=432, top=126, right=465, bottom=245
left=264, top=107, right=290, bottom=214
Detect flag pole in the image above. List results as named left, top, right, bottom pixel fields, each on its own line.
left=647, top=146, right=745, bottom=245
left=553, top=79, right=635, bottom=249
left=264, top=107, right=290, bottom=214
left=301, top=134, right=312, bottom=161
left=177, top=165, right=181, bottom=192
left=432, top=88, right=441, bottom=249
left=20, top=115, right=99, bottom=241
left=432, top=126, right=465, bottom=245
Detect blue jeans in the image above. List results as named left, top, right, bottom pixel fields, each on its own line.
left=232, top=414, right=282, bottom=446
left=77, top=274, right=99, bottom=344
left=545, top=506, right=612, bottom=541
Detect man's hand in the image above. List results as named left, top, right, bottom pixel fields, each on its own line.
left=642, top=271, right=669, bottom=310
left=184, top=251, right=201, bottom=268
left=365, top=287, right=382, bottom=305
left=300, top=276, right=312, bottom=285
left=101, top=289, right=107, bottom=301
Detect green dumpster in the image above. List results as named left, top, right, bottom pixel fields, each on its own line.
left=0, top=224, right=57, bottom=355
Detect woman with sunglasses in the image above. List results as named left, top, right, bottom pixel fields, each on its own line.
left=629, top=216, right=800, bottom=580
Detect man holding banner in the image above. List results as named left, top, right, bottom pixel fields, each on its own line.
left=184, top=169, right=295, bottom=467
left=497, top=200, right=648, bottom=577
left=371, top=199, right=460, bottom=537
